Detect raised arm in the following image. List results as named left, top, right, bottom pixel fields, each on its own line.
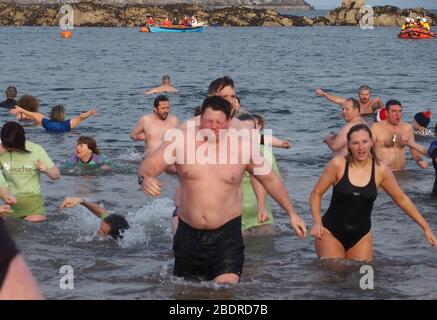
left=270, top=135, right=291, bottom=149
left=310, top=158, right=339, bottom=239
left=10, top=106, right=45, bottom=125
left=380, top=166, right=437, bottom=250
left=315, top=89, right=346, bottom=106
left=60, top=197, right=108, bottom=218
left=70, top=108, right=97, bottom=128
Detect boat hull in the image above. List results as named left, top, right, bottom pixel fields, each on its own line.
left=398, top=28, right=435, bottom=39
left=148, top=26, right=206, bottom=33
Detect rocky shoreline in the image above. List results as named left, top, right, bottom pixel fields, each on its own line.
left=0, top=0, right=435, bottom=27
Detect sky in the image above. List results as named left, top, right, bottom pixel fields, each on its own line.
left=307, top=0, right=436, bottom=9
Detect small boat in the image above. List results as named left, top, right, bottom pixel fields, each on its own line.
left=148, top=25, right=206, bottom=33
left=398, top=27, right=435, bottom=39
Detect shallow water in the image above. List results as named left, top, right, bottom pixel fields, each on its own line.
left=0, top=25, right=436, bottom=299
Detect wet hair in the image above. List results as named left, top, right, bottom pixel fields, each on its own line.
left=17, top=94, right=39, bottom=112
left=207, top=76, right=235, bottom=95
left=1, top=121, right=30, bottom=153
left=194, top=106, right=201, bottom=116
left=252, top=114, right=265, bottom=130
left=347, top=97, right=361, bottom=112
left=162, top=75, right=171, bottom=84
left=237, top=113, right=256, bottom=128
left=103, top=214, right=130, bottom=240
left=200, top=96, right=232, bottom=120
left=50, top=105, right=66, bottom=122
left=5, top=86, right=17, bottom=99
left=385, top=99, right=402, bottom=111
left=77, top=136, right=99, bottom=155
left=346, top=124, right=379, bottom=165
left=358, top=85, right=371, bottom=93
left=153, top=95, right=169, bottom=108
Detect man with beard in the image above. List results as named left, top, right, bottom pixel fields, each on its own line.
left=315, top=85, right=384, bottom=117
left=371, top=99, right=427, bottom=171
left=130, top=95, right=179, bottom=155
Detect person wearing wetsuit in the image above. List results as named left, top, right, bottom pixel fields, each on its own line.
left=310, top=124, right=437, bottom=261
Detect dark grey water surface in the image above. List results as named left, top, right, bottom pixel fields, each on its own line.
left=0, top=25, right=436, bottom=299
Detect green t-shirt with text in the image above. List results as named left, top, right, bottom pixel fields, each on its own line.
left=0, top=141, right=55, bottom=195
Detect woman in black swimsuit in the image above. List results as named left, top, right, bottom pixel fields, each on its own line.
left=310, top=124, right=437, bottom=261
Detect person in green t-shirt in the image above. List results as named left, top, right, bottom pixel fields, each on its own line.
left=60, top=197, right=129, bottom=240
left=0, top=121, right=60, bottom=222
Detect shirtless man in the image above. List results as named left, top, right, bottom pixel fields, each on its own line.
left=316, top=85, right=384, bottom=116
left=139, top=96, right=307, bottom=284
left=323, top=98, right=367, bottom=156
left=144, top=75, right=178, bottom=95
left=370, top=99, right=427, bottom=171
left=130, top=95, right=179, bottom=155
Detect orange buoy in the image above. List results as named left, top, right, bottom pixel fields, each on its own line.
left=139, top=26, right=150, bottom=33
left=60, top=30, right=73, bottom=38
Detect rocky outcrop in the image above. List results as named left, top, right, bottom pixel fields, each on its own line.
left=325, top=1, right=436, bottom=26
left=0, top=0, right=435, bottom=27
left=0, top=1, right=302, bottom=26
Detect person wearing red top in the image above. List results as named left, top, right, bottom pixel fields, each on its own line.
left=146, top=16, right=155, bottom=26
left=161, top=17, right=171, bottom=27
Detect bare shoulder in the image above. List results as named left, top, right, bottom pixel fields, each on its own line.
left=401, top=121, right=413, bottom=132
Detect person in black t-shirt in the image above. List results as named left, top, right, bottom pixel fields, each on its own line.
left=0, top=86, right=17, bottom=110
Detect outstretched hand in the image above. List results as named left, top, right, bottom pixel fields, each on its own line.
left=60, top=197, right=83, bottom=209
left=10, top=106, right=24, bottom=116
left=315, top=89, right=325, bottom=97
left=0, top=204, right=12, bottom=217
left=290, top=214, right=307, bottom=239
left=424, top=229, right=437, bottom=252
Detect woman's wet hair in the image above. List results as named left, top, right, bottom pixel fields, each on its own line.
left=17, top=95, right=39, bottom=112
left=77, top=136, right=99, bottom=155
left=103, top=214, right=130, bottom=240
left=1, top=121, right=29, bottom=153
left=346, top=124, right=379, bottom=165
left=252, top=114, right=265, bottom=130
left=207, top=76, right=234, bottom=95
left=50, top=105, right=66, bottom=122
left=200, top=96, right=232, bottom=120
left=237, top=113, right=256, bottom=128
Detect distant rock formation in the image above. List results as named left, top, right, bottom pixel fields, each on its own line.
left=325, top=0, right=436, bottom=26
left=0, top=0, right=435, bottom=27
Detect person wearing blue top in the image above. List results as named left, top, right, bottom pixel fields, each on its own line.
left=10, top=105, right=96, bottom=133
left=404, top=123, right=437, bottom=194
left=61, top=136, right=111, bottom=170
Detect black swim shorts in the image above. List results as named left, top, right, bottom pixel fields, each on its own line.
left=173, top=216, right=245, bottom=281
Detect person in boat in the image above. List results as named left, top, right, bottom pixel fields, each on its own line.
left=191, top=16, right=198, bottom=25
left=146, top=16, right=155, bottom=26
left=402, top=17, right=410, bottom=30
left=161, top=17, right=171, bottom=27
left=413, top=111, right=433, bottom=137
left=421, top=18, right=431, bottom=31
left=181, top=16, right=191, bottom=27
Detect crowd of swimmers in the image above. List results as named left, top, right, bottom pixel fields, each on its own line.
left=1, top=77, right=437, bottom=298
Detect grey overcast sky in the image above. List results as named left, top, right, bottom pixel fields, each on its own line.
left=307, top=0, right=435, bottom=9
